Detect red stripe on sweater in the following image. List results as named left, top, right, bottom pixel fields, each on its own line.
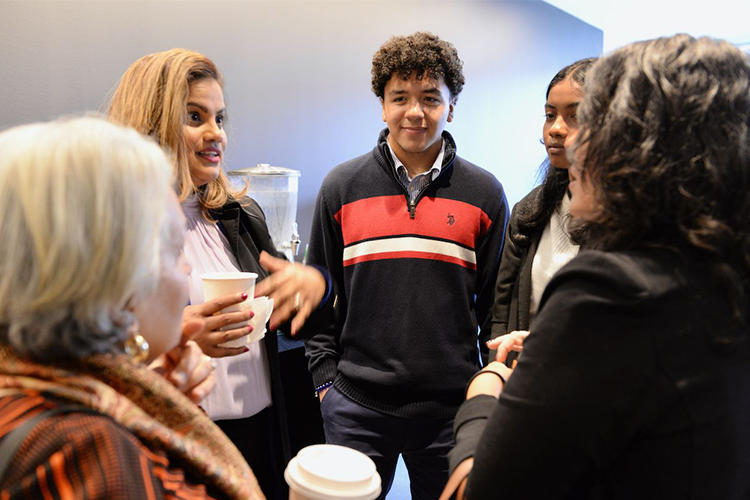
left=334, top=195, right=492, bottom=248
left=343, top=250, right=477, bottom=270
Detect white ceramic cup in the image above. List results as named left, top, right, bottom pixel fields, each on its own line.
left=285, top=444, right=381, bottom=500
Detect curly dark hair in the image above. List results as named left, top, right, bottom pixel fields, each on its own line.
left=573, top=34, right=750, bottom=330
left=371, top=31, right=464, bottom=101
left=513, top=58, right=597, bottom=247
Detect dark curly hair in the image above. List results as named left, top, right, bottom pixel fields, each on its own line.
left=371, top=31, right=464, bottom=101
left=513, top=58, right=597, bottom=247
left=573, top=34, right=750, bottom=330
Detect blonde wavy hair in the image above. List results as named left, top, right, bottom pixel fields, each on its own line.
left=0, top=117, right=173, bottom=360
left=107, top=48, right=244, bottom=219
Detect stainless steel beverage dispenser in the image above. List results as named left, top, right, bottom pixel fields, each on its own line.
left=227, top=164, right=301, bottom=262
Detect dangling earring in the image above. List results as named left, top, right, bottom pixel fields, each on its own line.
left=124, top=321, right=150, bottom=363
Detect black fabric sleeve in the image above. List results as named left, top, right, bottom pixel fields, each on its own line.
left=448, top=395, right=499, bottom=474
left=303, top=183, right=346, bottom=388
left=474, top=190, right=509, bottom=365
left=490, top=204, right=523, bottom=341
left=239, top=198, right=336, bottom=340
left=461, top=252, right=655, bottom=498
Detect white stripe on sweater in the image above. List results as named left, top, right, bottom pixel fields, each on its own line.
left=343, top=236, right=476, bottom=264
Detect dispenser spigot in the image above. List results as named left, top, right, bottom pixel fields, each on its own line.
left=291, top=222, right=301, bottom=256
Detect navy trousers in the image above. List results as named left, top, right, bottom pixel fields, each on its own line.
left=321, top=387, right=454, bottom=500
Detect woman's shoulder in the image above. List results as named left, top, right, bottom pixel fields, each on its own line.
left=0, top=393, right=147, bottom=458
left=552, top=247, right=708, bottom=304
left=1, top=395, right=144, bottom=484
left=512, top=185, right=545, bottom=217
left=506, top=186, right=546, bottom=245
left=0, top=392, right=213, bottom=498
left=211, top=197, right=268, bottom=225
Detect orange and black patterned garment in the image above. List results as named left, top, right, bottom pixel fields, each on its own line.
left=0, top=346, right=264, bottom=500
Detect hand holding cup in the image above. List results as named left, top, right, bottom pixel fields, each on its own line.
left=183, top=292, right=255, bottom=357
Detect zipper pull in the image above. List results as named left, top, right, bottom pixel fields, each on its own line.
left=409, top=203, right=416, bottom=219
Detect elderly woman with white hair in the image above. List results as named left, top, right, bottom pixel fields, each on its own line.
left=0, top=117, right=264, bottom=499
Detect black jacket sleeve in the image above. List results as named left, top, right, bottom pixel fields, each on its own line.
left=457, top=252, right=657, bottom=498
left=303, top=184, right=346, bottom=388
left=215, top=198, right=335, bottom=339
left=490, top=204, right=523, bottom=340
left=473, top=189, right=509, bottom=365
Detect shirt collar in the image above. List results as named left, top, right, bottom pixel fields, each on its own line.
left=387, top=140, right=445, bottom=182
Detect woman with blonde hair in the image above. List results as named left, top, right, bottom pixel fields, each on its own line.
left=108, top=48, right=331, bottom=498
left=0, top=116, right=263, bottom=499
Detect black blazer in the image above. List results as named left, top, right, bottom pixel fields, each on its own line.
left=210, top=198, right=335, bottom=463
left=210, top=198, right=292, bottom=462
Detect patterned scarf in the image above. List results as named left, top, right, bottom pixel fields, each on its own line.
left=0, top=346, right=264, bottom=499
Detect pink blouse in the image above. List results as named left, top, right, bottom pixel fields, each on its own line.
left=182, top=195, right=272, bottom=421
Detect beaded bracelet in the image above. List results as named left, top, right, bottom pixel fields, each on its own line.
left=464, top=369, right=506, bottom=398
left=315, top=381, right=334, bottom=398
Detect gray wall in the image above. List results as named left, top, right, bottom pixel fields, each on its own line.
left=0, top=0, right=601, bottom=256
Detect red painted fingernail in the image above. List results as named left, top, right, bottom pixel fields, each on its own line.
left=248, top=325, right=254, bottom=333
left=241, top=293, right=248, bottom=300
left=242, top=347, right=249, bottom=353
left=248, top=311, right=255, bottom=319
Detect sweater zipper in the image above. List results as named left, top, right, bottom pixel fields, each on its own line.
left=382, top=146, right=449, bottom=219
left=408, top=183, right=433, bottom=219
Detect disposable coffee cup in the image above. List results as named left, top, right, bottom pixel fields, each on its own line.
left=285, top=444, right=381, bottom=500
left=200, top=272, right=258, bottom=345
left=200, top=272, right=258, bottom=306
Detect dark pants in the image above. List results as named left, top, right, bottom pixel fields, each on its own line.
left=321, top=387, right=454, bottom=500
left=215, top=408, right=288, bottom=500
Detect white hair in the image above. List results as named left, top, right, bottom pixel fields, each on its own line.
left=0, top=116, right=173, bottom=360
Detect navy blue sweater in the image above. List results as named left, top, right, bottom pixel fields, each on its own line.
left=305, top=130, right=508, bottom=419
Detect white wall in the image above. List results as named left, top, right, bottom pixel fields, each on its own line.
left=0, top=0, right=601, bottom=253
left=546, top=0, right=750, bottom=52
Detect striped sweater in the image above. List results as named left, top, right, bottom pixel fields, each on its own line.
left=305, top=129, right=509, bottom=419
left=0, top=391, right=223, bottom=499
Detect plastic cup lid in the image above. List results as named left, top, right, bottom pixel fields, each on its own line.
left=284, top=445, right=381, bottom=500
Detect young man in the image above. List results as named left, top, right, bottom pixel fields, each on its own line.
left=305, top=32, right=508, bottom=499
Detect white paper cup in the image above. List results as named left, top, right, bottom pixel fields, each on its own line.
left=200, top=272, right=258, bottom=307
left=217, top=296, right=274, bottom=348
left=285, top=444, right=381, bottom=500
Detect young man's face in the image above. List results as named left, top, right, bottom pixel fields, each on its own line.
left=381, top=72, right=454, bottom=160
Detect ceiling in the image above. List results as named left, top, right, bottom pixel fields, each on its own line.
left=545, top=0, right=750, bottom=52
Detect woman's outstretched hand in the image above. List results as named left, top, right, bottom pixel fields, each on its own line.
left=487, top=330, right=529, bottom=363
left=255, top=251, right=326, bottom=335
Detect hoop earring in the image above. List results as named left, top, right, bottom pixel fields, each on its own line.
left=124, top=322, right=150, bottom=363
